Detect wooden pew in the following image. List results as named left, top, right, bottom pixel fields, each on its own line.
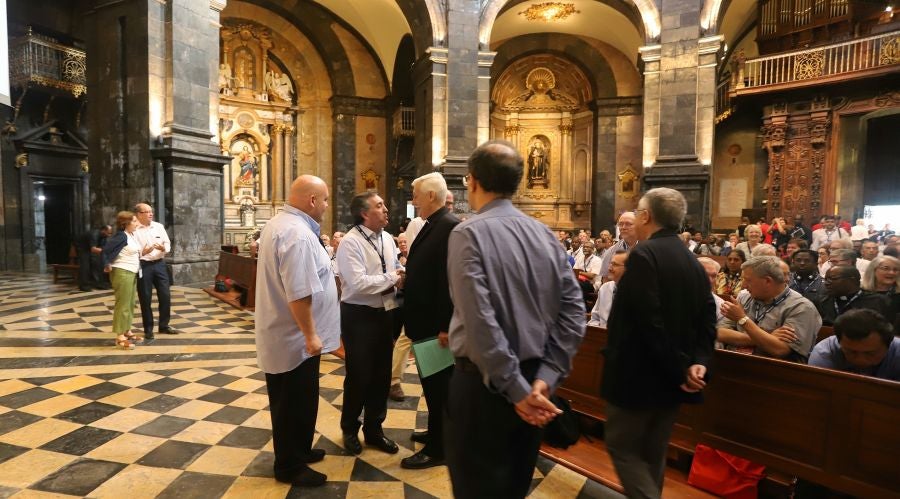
left=203, top=251, right=257, bottom=311
left=543, top=326, right=900, bottom=498
left=50, top=244, right=79, bottom=284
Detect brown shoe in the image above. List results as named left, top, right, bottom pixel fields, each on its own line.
left=389, top=383, right=405, bottom=401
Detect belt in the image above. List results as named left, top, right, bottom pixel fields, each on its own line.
left=140, top=259, right=164, bottom=266
left=454, top=357, right=480, bottom=373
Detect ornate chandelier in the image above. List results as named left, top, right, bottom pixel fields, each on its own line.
left=519, top=2, right=580, bottom=22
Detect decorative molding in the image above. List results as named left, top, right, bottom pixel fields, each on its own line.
left=80, top=159, right=89, bottom=173
left=15, top=153, right=28, bottom=169
left=518, top=3, right=580, bottom=22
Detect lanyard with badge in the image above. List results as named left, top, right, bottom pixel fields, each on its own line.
left=355, top=225, right=386, bottom=273
left=834, top=290, right=862, bottom=316
left=752, top=289, right=790, bottom=324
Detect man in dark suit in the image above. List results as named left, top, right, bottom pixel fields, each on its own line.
left=76, top=225, right=112, bottom=291
left=400, top=172, right=460, bottom=469
left=602, top=188, right=717, bottom=499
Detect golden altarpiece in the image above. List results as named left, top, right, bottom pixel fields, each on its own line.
left=218, top=22, right=299, bottom=247
left=491, top=57, right=595, bottom=230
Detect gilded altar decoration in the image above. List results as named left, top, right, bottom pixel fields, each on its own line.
left=527, top=136, right=550, bottom=189
left=519, top=3, right=580, bottom=22
left=617, top=165, right=640, bottom=200
left=501, top=67, right=579, bottom=112
left=794, top=51, right=825, bottom=80
left=264, top=71, right=294, bottom=102
left=879, top=35, right=900, bottom=65
left=15, top=153, right=28, bottom=169
left=361, top=169, right=381, bottom=191
left=80, top=159, right=89, bottom=173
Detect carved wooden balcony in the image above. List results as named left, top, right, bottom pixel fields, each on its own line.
left=731, top=29, right=900, bottom=96
left=10, top=27, right=86, bottom=98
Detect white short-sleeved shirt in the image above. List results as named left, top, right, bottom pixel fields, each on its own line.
left=254, top=205, right=340, bottom=374
left=588, top=281, right=616, bottom=328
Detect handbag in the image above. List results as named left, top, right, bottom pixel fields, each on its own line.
left=688, top=444, right=766, bottom=499
left=542, top=395, right=580, bottom=449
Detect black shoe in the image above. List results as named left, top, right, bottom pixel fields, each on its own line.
left=143, top=336, right=155, bottom=345
left=343, top=433, right=362, bottom=455
left=302, top=448, right=326, bottom=463
left=79, top=287, right=92, bottom=292
left=275, top=467, right=327, bottom=487
left=365, top=435, right=399, bottom=454
left=159, top=327, right=180, bottom=335
left=401, top=450, right=445, bottom=470
left=411, top=430, right=428, bottom=444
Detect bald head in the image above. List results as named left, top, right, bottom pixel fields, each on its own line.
left=288, top=175, right=329, bottom=223
left=617, top=211, right=637, bottom=241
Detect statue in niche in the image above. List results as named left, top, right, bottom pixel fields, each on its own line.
left=265, top=70, right=294, bottom=102
left=527, top=138, right=549, bottom=188
left=237, top=145, right=258, bottom=184
left=233, top=47, right=255, bottom=89
left=218, top=63, right=234, bottom=92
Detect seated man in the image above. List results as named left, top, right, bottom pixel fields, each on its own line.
left=574, top=240, right=602, bottom=296
left=789, top=249, right=827, bottom=303
left=588, top=250, right=626, bottom=327
left=809, top=309, right=899, bottom=381
left=815, top=265, right=891, bottom=326
left=697, top=257, right=728, bottom=329
left=718, top=256, right=821, bottom=362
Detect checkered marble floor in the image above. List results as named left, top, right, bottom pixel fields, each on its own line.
left=0, top=272, right=619, bottom=498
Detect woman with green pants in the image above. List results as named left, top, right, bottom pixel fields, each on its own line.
left=102, top=211, right=143, bottom=349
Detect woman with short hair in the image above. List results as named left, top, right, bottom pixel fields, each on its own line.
left=102, top=211, right=143, bottom=349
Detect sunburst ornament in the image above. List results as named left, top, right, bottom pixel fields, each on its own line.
left=519, top=2, right=580, bottom=22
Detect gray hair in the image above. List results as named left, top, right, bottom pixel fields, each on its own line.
left=828, top=239, right=852, bottom=250
left=862, top=255, right=900, bottom=293
left=742, top=256, right=786, bottom=284
left=411, top=172, right=448, bottom=204
left=751, top=243, right=777, bottom=257
left=830, top=249, right=857, bottom=265
left=640, top=188, right=686, bottom=231
left=697, top=256, right=721, bottom=273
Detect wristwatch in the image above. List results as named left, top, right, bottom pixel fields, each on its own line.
left=737, top=316, right=750, bottom=326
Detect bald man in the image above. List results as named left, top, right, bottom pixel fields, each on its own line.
left=133, top=202, right=173, bottom=339
left=255, top=175, right=341, bottom=487
left=598, top=211, right=638, bottom=280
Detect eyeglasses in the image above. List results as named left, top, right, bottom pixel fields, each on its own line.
left=876, top=266, right=899, bottom=272
left=137, top=211, right=153, bottom=214
left=462, top=174, right=471, bottom=188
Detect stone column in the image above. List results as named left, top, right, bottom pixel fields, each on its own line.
left=640, top=0, right=722, bottom=232
left=272, top=124, right=284, bottom=202
left=283, top=124, right=294, bottom=197
left=86, top=0, right=228, bottom=284
left=477, top=51, right=496, bottom=146
left=559, top=114, right=573, bottom=203
left=330, top=96, right=387, bottom=226
left=413, top=48, right=448, bottom=177
left=442, top=0, right=481, bottom=179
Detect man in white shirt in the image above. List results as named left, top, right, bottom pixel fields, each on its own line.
left=336, top=192, right=404, bottom=456
left=575, top=240, right=603, bottom=294
left=255, top=176, right=340, bottom=488
left=588, top=250, right=627, bottom=327
left=599, top=212, right=638, bottom=280
left=133, top=203, right=175, bottom=341
left=811, top=215, right=851, bottom=251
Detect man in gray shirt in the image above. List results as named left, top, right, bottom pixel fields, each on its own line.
left=445, top=140, right=585, bottom=498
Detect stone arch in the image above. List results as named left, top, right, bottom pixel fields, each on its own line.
left=393, top=0, right=445, bottom=54
left=479, top=0, right=661, bottom=47
left=491, top=34, right=622, bottom=99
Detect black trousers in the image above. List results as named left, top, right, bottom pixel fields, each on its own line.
left=445, top=359, right=542, bottom=499
left=264, top=355, right=320, bottom=479
left=137, top=259, right=171, bottom=335
left=77, top=250, right=92, bottom=288
left=340, top=302, right=393, bottom=436
left=419, top=364, right=452, bottom=458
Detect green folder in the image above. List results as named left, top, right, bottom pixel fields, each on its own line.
left=411, top=337, right=455, bottom=378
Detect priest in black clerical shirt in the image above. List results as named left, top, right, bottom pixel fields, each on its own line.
left=790, top=249, right=827, bottom=303
left=816, top=265, right=891, bottom=326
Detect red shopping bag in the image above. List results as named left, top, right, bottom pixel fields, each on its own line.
left=688, top=444, right=766, bottom=499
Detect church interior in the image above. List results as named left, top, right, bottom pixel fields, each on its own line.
left=0, top=0, right=898, bottom=497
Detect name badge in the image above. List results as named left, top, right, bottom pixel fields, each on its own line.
left=383, top=292, right=398, bottom=311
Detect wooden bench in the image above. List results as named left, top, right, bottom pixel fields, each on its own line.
left=203, top=251, right=257, bottom=311
left=541, top=326, right=900, bottom=498
left=50, top=263, right=79, bottom=283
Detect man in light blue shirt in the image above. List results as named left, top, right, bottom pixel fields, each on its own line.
left=810, top=308, right=900, bottom=381
left=255, top=175, right=340, bottom=488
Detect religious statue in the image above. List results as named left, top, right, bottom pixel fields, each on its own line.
left=527, top=138, right=549, bottom=188
left=218, top=63, right=233, bottom=92
left=237, top=146, right=258, bottom=184
left=265, top=70, right=294, bottom=102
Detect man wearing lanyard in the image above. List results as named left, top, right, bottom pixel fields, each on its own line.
left=134, top=203, right=176, bottom=340
left=815, top=265, right=891, bottom=326
left=789, top=249, right=827, bottom=303
left=719, top=256, right=821, bottom=362
left=335, top=192, right=404, bottom=455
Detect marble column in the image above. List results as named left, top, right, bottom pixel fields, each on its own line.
left=559, top=114, right=573, bottom=204
left=283, top=124, right=294, bottom=198
left=272, top=124, right=284, bottom=202
left=413, top=48, right=448, bottom=177
left=86, top=0, right=228, bottom=284
left=640, top=0, right=721, bottom=232
left=330, top=96, right=387, bottom=226
left=442, top=0, right=481, bottom=180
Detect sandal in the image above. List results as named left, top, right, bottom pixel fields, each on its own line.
left=115, top=335, right=135, bottom=350
left=123, top=331, right=144, bottom=344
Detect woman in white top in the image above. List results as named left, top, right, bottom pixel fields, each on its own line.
left=734, top=224, right=763, bottom=257
left=103, top=211, right=143, bottom=349
left=850, top=218, right=870, bottom=241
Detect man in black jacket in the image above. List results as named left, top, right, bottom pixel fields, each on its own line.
left=400, top=172, right=460, bottom=469
left=76, top=225, right=112, bottom=291
left=602, top=188, right=717, bottom=499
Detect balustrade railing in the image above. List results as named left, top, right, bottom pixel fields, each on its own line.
left=10, top=28, right=87, bottom=97
left=735, top=29, right=900, bottom=90
left=392, top=106, right=415, bottom=138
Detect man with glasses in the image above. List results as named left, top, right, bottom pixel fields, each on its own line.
left=815, top=265, right=890, bottom=326
left=598, top=211, right=638, bottom=282
left=133, top=203, right=176, bottom=340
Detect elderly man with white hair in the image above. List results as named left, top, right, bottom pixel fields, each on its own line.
left=718, top=256, right=821, bottom=362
